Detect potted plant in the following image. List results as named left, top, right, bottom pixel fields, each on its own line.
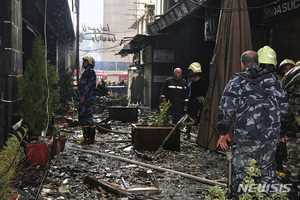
left=132, top=100, right=181, bottom=151
left=64, top=100, right=80, bottom=126
left=18, top=36, right=60, bottom=165
left=52, top=125, right=67, bottom=155
left=120, top=93, right=128, bottom=106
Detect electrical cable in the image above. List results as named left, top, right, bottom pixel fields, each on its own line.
left=79, top=44, right=121, bottom=51
left=44, top=0, right=50, bottom=135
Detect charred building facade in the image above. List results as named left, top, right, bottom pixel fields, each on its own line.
left=120, top=0, right=300, bottom=110
left=0, top=0, right=76, bottom=148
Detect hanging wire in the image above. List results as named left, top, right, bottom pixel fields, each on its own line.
left=44, top=0, right=50, bottom=135
left=187, top=0, right=281, bottom=11
left=79, top=44, right=121, bottom=52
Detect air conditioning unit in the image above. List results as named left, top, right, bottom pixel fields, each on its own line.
left=145, top=4, right=155, bottom=16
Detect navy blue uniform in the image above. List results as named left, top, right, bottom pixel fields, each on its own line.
left=75, top=67, right=96, bottom=126
left=218, top=64, right=292, bottom=196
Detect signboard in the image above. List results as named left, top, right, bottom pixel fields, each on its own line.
left=263, top=0, right=300, bottom=21
left=80, top=23, right=116, bottom=42
left=153, top=50, right=174, bottom=63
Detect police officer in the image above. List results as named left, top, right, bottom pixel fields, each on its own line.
left=184, top=62, right=208, bottom=140
left=75, top=56, right=97, bottom=145
left=160, top=68, right=189, bottom=124
left=217, top=47, right=292, bottom=198
left=282, top=63, right=300, bottom=199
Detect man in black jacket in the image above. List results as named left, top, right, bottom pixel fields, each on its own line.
left=135, top=71, right=144, bottom=105
left=160, top=68, right=189, bottom=124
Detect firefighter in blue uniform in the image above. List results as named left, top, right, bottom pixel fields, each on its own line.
left=75, top=56, right=97, bottom=145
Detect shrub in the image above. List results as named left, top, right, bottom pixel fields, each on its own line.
left=0, top=131, right=25, bottom=200
left=18, top=36, right=60, bottom=136
left=206, top=159, right=288, bottom=200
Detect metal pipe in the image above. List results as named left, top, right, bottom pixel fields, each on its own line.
left=68, top=147, right=227, bottom=187
left=69, top=139, right=131, bottom=143
left=227, top=146, right=233, bottom=195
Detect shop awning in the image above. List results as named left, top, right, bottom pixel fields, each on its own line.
left=148, top=0, right=206, bottom=34
left=118, top=34, right=151, bottom=57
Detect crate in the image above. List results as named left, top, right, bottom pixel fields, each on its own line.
left=108, top=106, right=138, bottom=122
left=132, top=124, right=180, bottom=151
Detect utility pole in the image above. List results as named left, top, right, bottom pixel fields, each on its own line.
left=111, top=50, right=118, bottom=71
left=75, top=0, right=80, bottom=85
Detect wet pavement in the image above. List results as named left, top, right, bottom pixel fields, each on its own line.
left=18, top=109, right=228, bottom=200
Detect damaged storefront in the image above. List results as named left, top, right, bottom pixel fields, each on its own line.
left=262, top=0, right=300, bottom=62
left=119, top=0, right=220, bottom=110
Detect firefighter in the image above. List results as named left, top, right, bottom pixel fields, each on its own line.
left=184, top=62, right=208, bottom=140
left=282, top=64, right=300, bottom=199
left=278, top=59, right=295, bottom=80
left=75, top=56, right=97, bottom=145
left=160, top=68, right=189, bottom=124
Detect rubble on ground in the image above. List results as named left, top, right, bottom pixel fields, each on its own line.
left=18, top=109, right=228, bottom=200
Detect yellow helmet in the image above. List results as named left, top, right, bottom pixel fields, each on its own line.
left=82, top=56, right=95, bottom=66
left=257, top=46, right=277, bottom=67
left=188, top=62, right=202, bottom=73
left=279, top=59, right=295, bottom=70
left=295, top=60, right=300, bottom=67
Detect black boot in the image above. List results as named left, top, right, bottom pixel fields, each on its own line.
left=90, top=125, right=96, bottom=144
left=288, top=182, right=299, bottom=200
left=76, top=125, right=91, bottom=145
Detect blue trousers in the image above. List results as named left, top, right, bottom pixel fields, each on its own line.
left=78, top=101, right=94, bottom=126
left=233, top=143, right=277, bottom=197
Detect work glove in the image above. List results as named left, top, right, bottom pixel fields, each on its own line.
left=195, top=96, right=205, bottom=104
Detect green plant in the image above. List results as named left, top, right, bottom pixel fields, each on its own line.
left=120, top=94, right=128, bottom=106
left=18, top=36, right=60, bottom=136
left=141, top=112, right=150, bottom=126
left=151, top=99, right=172, bottom=127
left=205, top=185, right=228, bottom=200
left=69, top=100, right=79, bottom=118
left=53, top=125, right=66, bottom=139
left=205, top=159, right=289, bottom=200
left=58, top=71, right=73, bottom=103
left=0, top=131, right=26, bottom=200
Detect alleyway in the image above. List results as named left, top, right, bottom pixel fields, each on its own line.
left=18, top=108, right=228, bottom=200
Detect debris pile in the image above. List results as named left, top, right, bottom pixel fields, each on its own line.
left=18, top=110, right=228, bottom=200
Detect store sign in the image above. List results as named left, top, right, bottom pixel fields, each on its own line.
left=153, top=50, right=174, bottom=63
left=81, top=23, right=116, bottom=42
left=264, top=0, right=300, bottom=21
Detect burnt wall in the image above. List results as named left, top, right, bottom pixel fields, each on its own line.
left=0, top=0, right=23, bottom=148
